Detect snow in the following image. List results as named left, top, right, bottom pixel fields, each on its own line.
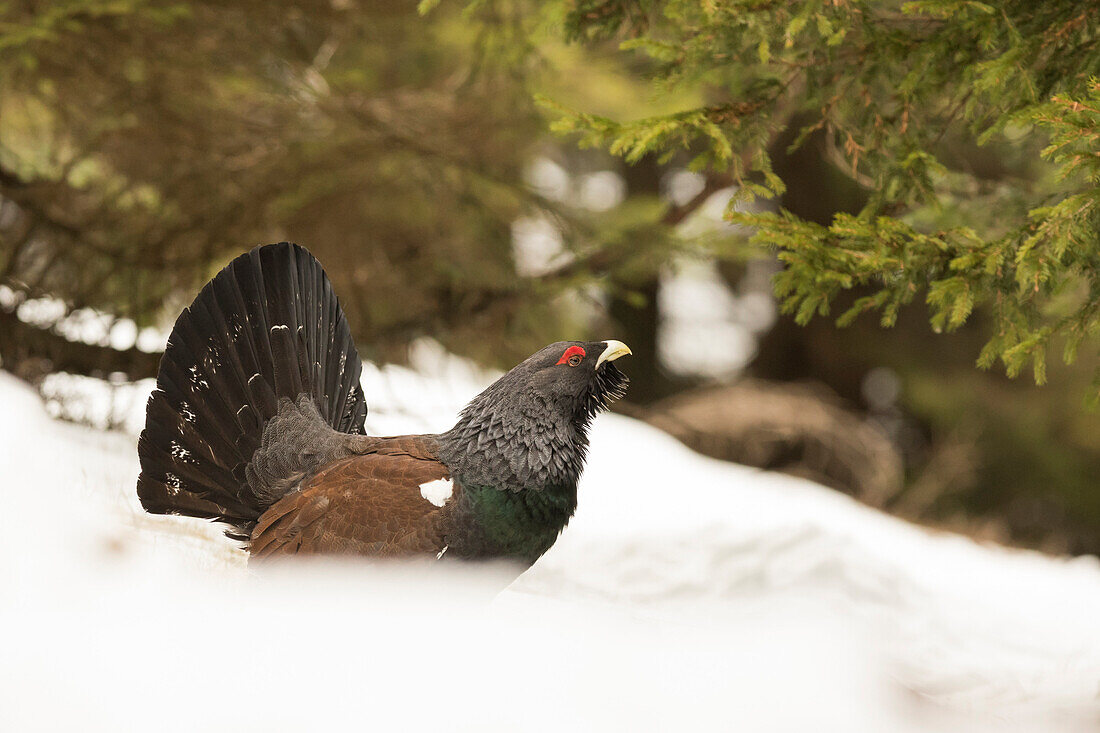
left=2, top=360, right=1099, bottom=732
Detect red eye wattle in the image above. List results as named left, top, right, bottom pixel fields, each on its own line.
left=556, top=345, right=586, bottom=366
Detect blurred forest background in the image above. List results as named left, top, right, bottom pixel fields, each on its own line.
left=1, top=0, right=1099, bottom=554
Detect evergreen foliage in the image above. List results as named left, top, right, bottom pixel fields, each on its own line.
left=0, top=1, right=566, bottom=364
left=545, top=0, right=1100, bottom=397
left=0, top=0, right=732, bottom=368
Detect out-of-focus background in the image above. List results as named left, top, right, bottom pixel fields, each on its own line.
left=2, top=0, right=1098, bottom=554
left=2, top=3, right=1100, bottom=730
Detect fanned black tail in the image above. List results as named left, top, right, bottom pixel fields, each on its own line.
left=137, top=243, right=367, bottom=540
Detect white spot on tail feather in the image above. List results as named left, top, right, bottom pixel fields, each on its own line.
left=419, top=478, right=453, bottom=507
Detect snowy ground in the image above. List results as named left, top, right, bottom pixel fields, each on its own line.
left=3, top=352, right=1100, bottom=732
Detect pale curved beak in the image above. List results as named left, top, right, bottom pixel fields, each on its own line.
left=595, top=340, right=632, bottom=368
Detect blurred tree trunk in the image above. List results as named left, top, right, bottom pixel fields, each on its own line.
left=608, top=156, right=667, bottom=404
left=749, top=117, right=872, bottom=402
left=608, top=278, right=662, bottom=402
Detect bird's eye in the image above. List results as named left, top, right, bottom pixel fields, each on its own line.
left=556, top=345, right=586, bottom=366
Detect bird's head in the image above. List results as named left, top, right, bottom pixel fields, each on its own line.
left=505, top=340, right=632, bottom=424
left=438, top=340, right=631, bottom=491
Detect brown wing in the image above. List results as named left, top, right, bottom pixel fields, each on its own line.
left=249, top=436, right=452, bottom=560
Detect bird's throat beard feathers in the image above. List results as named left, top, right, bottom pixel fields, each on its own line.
left=436, top=363, right=628, bottom=494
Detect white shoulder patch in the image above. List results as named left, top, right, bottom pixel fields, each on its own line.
left=419, top=478, right=454, bottom=507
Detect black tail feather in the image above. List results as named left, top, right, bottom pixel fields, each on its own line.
left=137, top=243, right=367, bottom=538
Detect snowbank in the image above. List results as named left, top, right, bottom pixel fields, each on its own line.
left=2, top=362, right=1099, bottom=732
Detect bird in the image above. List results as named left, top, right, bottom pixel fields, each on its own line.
left=136, top=242, right=630, bottom=567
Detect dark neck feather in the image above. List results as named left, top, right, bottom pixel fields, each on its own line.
left=436, top=397, right=588, bottom=493
left=435, top=363, right=627, bottom=494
